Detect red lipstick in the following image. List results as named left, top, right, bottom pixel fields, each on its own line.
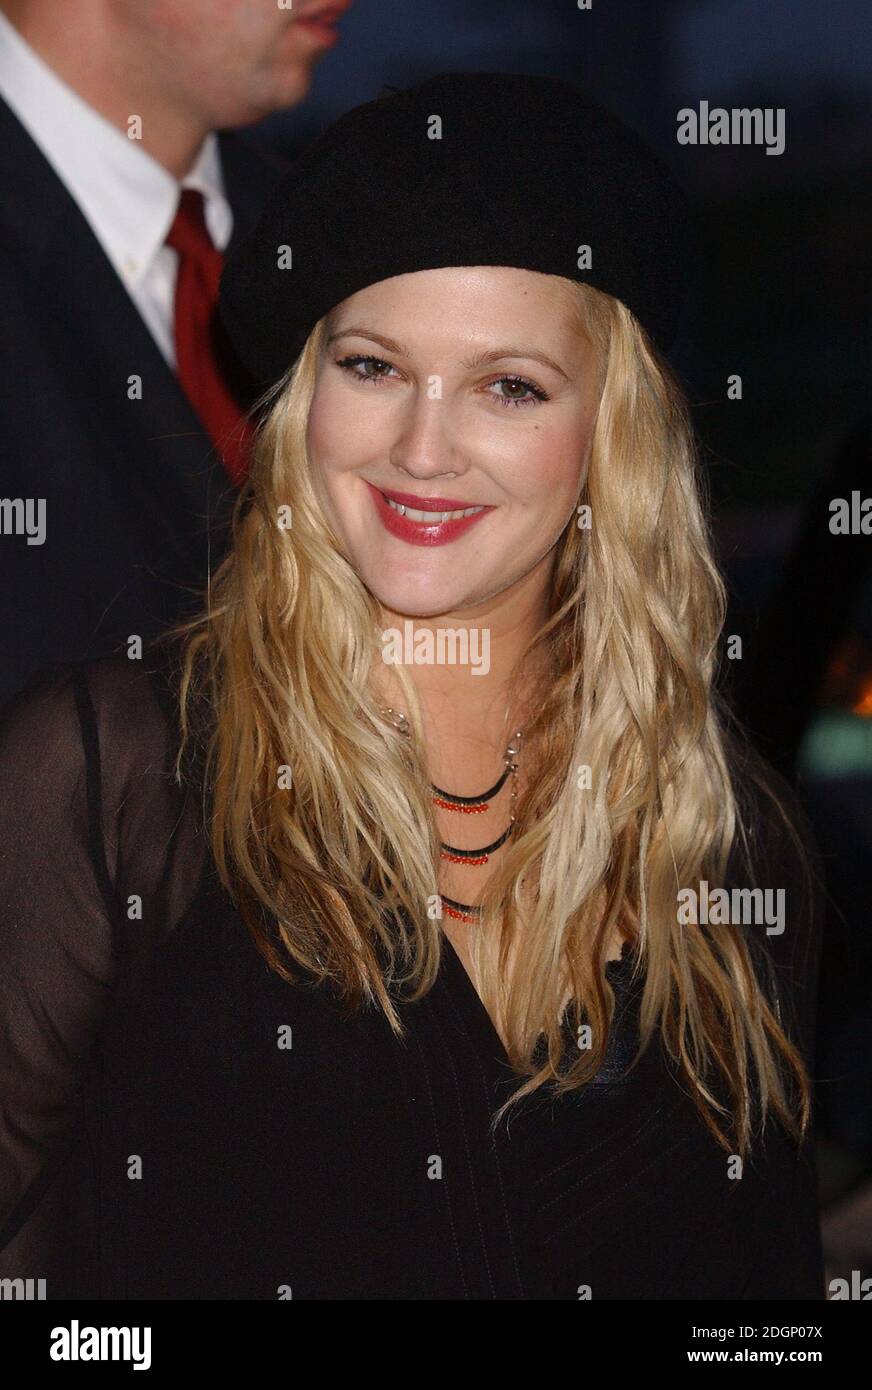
left=364, top=482, right=494, bottom=548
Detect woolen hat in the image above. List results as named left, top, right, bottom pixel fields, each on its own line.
left=220, top=71, right=690, bottom=388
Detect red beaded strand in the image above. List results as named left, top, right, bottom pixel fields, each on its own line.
left=380, top=707, right=524, bottom=920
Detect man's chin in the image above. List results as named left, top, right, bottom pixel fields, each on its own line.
left=223, top=68, right=317, bottom=128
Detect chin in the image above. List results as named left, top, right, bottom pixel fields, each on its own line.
left=365, top=578, right=472, bottom=622
left=272, top=64, right=318, bottom=106
left=231, top=64, right=315, bottom=125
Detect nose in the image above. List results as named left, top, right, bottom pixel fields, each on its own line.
left=388, top=390, right=464, bottom=481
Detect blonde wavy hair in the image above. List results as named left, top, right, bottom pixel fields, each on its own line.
left=171, top=277, right=813, bottom=1156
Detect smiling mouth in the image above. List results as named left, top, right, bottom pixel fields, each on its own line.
left=366, top=482, right=491, bottom=547
left=382, top=495, right=485, bottom=523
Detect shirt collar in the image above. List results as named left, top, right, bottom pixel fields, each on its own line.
left=0, top=9, right=233, bottom=287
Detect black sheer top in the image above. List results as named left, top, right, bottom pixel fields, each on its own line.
left=0, top=650, right=825, bottom=1299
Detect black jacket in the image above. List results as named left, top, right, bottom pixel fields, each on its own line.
left=0, top=649, right=826, bottom=1298
left=0, top=94, right=286, bottom=705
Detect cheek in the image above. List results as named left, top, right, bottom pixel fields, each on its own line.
left=151, top=1, right=224, bottom=43
left=493, top=416, right=592, bottom=508
left=305, top=389, right=335, bottom=472
left=306, top=383, right=353, bottom=476
left=307, top=378, right=392, bottom=480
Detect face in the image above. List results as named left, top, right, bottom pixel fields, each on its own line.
left=108, top=0, right=351, bottom=124
left=306, top=266, right=600, bottom=623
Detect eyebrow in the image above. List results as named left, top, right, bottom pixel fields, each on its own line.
left=326, top=327, right=407, bottom=354
left=462, top=347, right=570, bottom=381
left=326, top=327, right=570, bottom=380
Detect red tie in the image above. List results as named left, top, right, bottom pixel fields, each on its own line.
left=165, top=188, right=252, bottom=487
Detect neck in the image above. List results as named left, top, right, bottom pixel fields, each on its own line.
left=375, top=560, right=553, bottom=790
left=3, top=1, right=208, bottom=176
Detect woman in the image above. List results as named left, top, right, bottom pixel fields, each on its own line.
left=0, top=73, right=824, bottom=1299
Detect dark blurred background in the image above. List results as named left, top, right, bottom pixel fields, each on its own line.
left=248, top=0, right=872, bottom=1284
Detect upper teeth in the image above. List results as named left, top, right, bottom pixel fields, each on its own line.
left=385, top=497, right=485, bottom=522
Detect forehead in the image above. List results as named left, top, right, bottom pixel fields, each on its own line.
left=325, top=266, right=590, bottom=363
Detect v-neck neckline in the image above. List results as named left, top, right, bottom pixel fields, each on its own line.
left=438, top=930, right=638, bottom=1074
left=438, top=929, right=513, bottom=1069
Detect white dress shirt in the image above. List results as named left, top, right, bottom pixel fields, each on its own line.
left=0, top=9, right=234, bottom=368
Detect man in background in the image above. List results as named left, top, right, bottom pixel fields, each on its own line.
left=0, top=0, right=351, bottom=703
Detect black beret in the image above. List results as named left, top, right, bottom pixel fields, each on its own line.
left=220, top=71, right=690, bottom=388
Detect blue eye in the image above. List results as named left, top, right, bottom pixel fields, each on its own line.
left=487, top=375, right=549, bottom=408
left=336, top=354, right=397, bottom=382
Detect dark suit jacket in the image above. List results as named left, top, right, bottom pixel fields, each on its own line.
left=0, top=95, right=287, bottom=705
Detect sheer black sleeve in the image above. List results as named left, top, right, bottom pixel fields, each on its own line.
left=0, top=649, right=205, bottom=1280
